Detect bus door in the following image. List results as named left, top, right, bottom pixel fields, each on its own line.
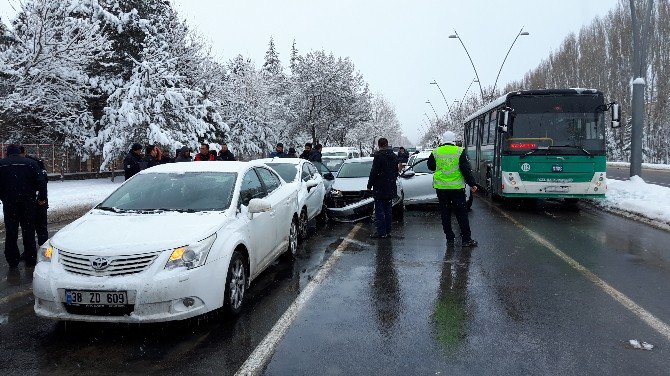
left=475, top=115, right=484, bottom=184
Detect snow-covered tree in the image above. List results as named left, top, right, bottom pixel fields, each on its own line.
left=0, top=0, right=110, bottom=148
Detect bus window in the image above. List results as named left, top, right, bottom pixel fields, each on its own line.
left=488, top=112, right=497, bottom=145
left=481, top=114, right=490, bottom=145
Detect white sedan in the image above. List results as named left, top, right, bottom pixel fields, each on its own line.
left=258, top=158, right=328, bottom=240
left=33, top=161, right=300, bottom=322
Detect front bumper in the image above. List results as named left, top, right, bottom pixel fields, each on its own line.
left=326, top=197, right=375, bottom=222
left=32, top=252, right=227, bottom=323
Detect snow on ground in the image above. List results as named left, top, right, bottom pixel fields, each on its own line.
left=595, top=176, right=670, bottom=226
left=607, top=161, right=670, bottom=171
left=0, top=178, right=123, bottom=223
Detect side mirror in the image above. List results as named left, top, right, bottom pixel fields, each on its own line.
left=306, top=179, right=319, bottom=191
left=611, top=103, right=621, bottom=128
left=498, top=110, right=510, bottom=133
left=401, top=170, right=416, bottom=178
left=323, top=172, right=335, bottom=181
left=247, top=198, right=271, bottom=219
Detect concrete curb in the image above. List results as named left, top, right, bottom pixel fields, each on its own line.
left=585, top=201, right=670, bottom=233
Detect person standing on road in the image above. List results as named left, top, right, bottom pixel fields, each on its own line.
left=123, top=143, right=143, bottom=180
left=427, top=131, right=478, bottom=248
left=142, top=145, right=159, bottom=170
left=20, top=146, right=49, bottom=247
left=287, top=147, right=297, bottom=158
left=217, top=143, right=236, bottom=161
left=397, top=147, right=410, bottom=164
left=0, top=144, right=47, bottom=268
left=309, top=144, right=323, bottom=163
left=299, top=143, right=312, bottom=160
left=367, top=138, right=399, bottom=239
left=269, top=143, right=287, bottom=158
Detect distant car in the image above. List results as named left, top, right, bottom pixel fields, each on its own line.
left=401, top=151, right=473, bottom=208
left=259, top=158, right=328, bottom=239
left=325, top=157, right=404, bottom=222
left=33, top=161, right=300, bottom=323
left=321, top=147, right=361, bottom=172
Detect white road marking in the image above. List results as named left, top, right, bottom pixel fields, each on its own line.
left=235, top=223, right=363, bottom=376
left=492, top=205, right=670, bottom=341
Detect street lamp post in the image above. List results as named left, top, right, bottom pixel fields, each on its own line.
left=491, top=27, right=530, bottom=99
left=425, top=100, right=439, bottom=119
left=448, top=31, right=485, bottom=102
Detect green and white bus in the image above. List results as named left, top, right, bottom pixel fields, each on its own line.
left=463, top=89, right=620, bottom=201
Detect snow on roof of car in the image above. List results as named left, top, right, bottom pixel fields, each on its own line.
left=343, top=157, right=373, bottom=163
left=140, top=161, right=256, bottom=175
left=256, top=157, right=304, bottom=165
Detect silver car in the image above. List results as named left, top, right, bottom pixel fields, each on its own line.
left=325, top=157, right=404, bottom=222
left=401, top=154, right=473, bottom=208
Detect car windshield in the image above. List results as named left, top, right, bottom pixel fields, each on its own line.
left=337, top=161, right=372, bottom=178
left=266, top=163, right=298, bottom=182
left=98, top=172, right=237, bottom=212
left=323, top=158, right=344, bottom=171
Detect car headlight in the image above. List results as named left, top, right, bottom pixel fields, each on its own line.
left=38, top=241, right=53, bottom=263
left=165, top=234, right=217, bottom=270
left=330, top=189, right=343, bottom=197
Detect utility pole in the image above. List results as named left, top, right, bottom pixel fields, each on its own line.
left=629, top=0, right=654, bottom=178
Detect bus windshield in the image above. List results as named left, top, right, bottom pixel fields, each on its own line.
left=508, top=95, right=606, bottom=154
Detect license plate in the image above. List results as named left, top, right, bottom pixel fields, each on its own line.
left=545, top=186, right=569, bottom=193
left=552, top=165, right=564, bottom=172
left=65, top=290, right=128, bottom=307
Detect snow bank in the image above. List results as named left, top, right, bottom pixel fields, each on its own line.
left=607, top=162, right=670, bottom=171
left=0, top=178, right=123, bottom=226
left=595, top=177, right=670, bottom=226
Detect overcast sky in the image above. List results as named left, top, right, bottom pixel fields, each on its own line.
left=1, top=0, right=620, bottom=144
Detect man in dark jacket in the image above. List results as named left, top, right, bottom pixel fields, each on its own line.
left=175, top=146, right=193, bottom=162
left=0, top=144, right=47, bottom=267
left=124, top=143, right=143, bottom=180
left=397, top=147, right=410, bottom=164
left=367, top=138, right=399, bottom=238
left=20, top=146, right=49, bottom=247
left=269, top=143, right=287, bottom=158
left=142, top=145, right=159, bottom=170
left=309, top=144, right=323, bottom=163
left=299, top=143, right=312, bottom=160
left=427, top=131, right=478, bottom=247
left=217, top=143, right=236, bottom=161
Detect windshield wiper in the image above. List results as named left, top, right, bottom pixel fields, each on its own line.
left=551, top=145, right=593, bottom=158
left=96, top=206, right=126, bottom=213
left=154, top=208, right=197, bottom=213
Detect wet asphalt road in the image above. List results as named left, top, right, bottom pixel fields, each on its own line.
left=607, top=165, right=670, bottom=187
left=1, top=198, right=670, bottom=375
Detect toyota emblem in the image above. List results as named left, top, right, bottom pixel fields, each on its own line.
left=91, top=257, right=110, bottom=270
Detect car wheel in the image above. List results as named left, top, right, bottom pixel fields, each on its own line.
left=224, top=251, right=246, bottom=315
left=392, top=193, right=405, bottom=222
left=284, top=218, right=299, bottom=259
left=298, top=208, right=308, bottom=241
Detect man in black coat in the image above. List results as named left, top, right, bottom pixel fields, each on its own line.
left=217, top=143, right=236, bottom=161
left=20, top=146, right=49, bottom=247
left=309, top=144, right=323, bottom=163
left=367, top=138, right=399, bottom=238
left=0, top=144, right=47, bottom=267
left=124, top=143, right=143, bottom=180
left=142, top=145, right=159, bottom=170
left=299, top=143, right=312, bottom=160
left=397, top=147, right=410, bottom=164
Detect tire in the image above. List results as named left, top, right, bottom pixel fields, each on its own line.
left=392, top=193, right=405, bottom=222
left=298, top=208, right=308, bottom=241
left=283, top=218, right=299, bottom=259
left=224, top=251, right=247, bottom=315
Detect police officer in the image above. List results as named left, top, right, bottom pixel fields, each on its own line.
left=124, top=143, right=143, bottom=180
left=0, top=144, right=47, bottom=268
left=20, top=146, right=49, bottom=246
left=427, top=131, right=478, bottom=247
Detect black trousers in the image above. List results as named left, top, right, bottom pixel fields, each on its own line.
left=436, top=189, right=472, bottom=242
left=3, top=201, right=37, bottom=266
left=35, top=203, right=48, bottom=246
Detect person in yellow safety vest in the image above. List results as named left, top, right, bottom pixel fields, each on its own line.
left=427, top=131, right=479, bottom=248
